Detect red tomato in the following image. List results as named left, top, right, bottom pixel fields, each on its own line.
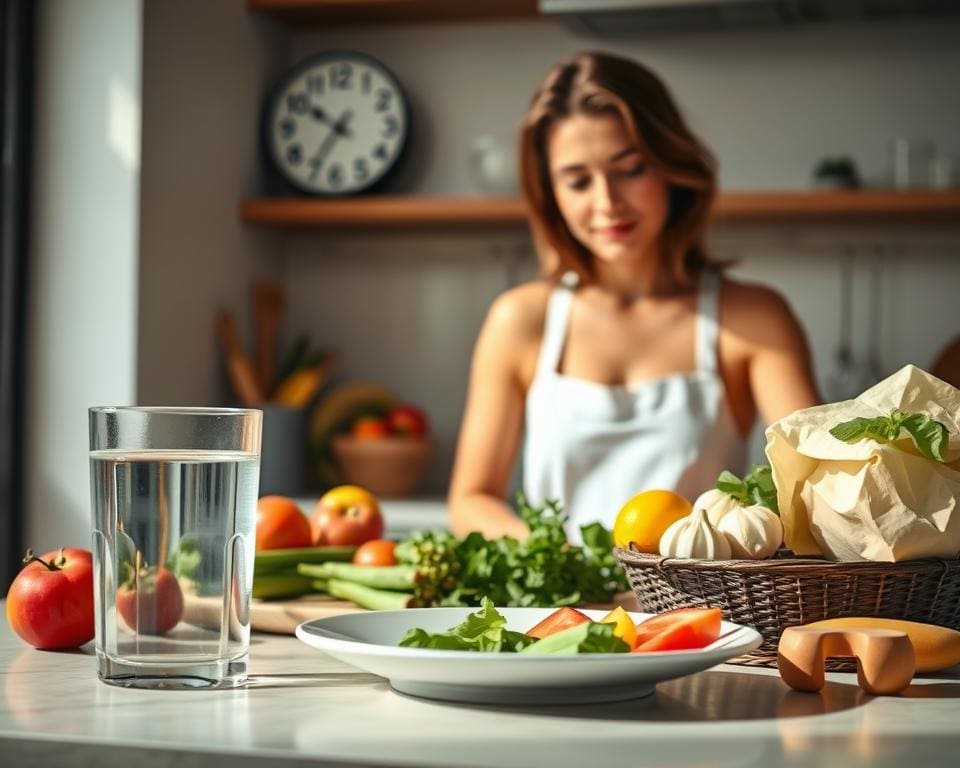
left=116, top=566, right=184, bottom=636
left=256, top=496, right=312, bottom=552
left=525, top=606, right=591, bottom=639
left=5, top=548, right=95, bottom=649
left=311, top=485, right=383, bottom=546
left=632, top=607, right=722, bottom=653
left=352, top=539, right=397, bottom=566
left=351, top=416, right=390, bottom=439
left=386, top=404, right=429, bottom=436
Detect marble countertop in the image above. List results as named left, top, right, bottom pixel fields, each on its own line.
left=2, top=611, right=959, bottom=768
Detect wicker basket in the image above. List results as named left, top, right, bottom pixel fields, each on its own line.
left=615, top=547, right=960, bottom=670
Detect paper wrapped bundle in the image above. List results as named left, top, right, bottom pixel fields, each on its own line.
left=765, top=365, right=960, bottom=562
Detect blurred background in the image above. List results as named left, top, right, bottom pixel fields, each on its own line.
left=4, top=0, right=960, bottom=581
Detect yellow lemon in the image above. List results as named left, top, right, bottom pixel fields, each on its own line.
left=613, top=489, right=692, bottom=552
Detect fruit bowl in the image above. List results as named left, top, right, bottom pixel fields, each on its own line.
left=330, top=435, right=435, bottom=498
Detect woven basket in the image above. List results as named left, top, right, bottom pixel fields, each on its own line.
left=615, top=547, right=960, bottom=671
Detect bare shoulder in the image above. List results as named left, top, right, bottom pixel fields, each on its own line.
left=719, top=275, right=803, bottom=343
left=484, top=279, right=554, bottom=341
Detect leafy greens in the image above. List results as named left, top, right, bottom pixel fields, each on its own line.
left=829, top=409, right=949, bottom=462
left=398, top=597, right=628, bottom=654
left=716, top=465, right=779, bottom=514
left=395, top=495, right=628, bottom=608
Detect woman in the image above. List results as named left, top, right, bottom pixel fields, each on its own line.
left=448, top=52, right=819, bottom=542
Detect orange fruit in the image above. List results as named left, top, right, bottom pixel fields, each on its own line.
left=613, top=489, right=692, bottom=553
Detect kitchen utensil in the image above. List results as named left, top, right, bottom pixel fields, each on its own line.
left=777, top=626, right=914, bottom=695
left=295, top=607, right=762, bottom=705
left=252, top=280, right=285, bottom=395
left=89, top=406, right=262, bottom=689
left=214, top=310, right=264, bottom=406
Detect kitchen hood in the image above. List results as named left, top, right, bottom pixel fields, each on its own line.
left=539, top=0, right=960, bottom=35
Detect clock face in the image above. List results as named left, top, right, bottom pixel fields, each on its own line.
left=264, top=51, right=409, bottom=195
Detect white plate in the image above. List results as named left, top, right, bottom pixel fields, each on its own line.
left=295, top=607, right=762, bottom=705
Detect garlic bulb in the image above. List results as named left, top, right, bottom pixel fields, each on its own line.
left=716, top=503, right=783, bottom=559
left=659, top=508, right=731, bottom=560
left=693, top=488, right=741, bottom=527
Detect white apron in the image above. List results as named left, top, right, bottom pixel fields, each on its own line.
left=522, top=270, right=747, bottom=543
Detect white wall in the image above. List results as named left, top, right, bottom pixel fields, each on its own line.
left=137, top=0, right=286, bottom=406
left=133, top=10, right=960, bottom=495
left=26, top=0, right=143, bottom=550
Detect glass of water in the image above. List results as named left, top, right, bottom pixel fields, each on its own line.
left=89, top=406, right=262, bottom=689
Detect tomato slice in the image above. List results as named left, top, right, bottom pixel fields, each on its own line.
left=526, top=607, right=591, bottom=639
left=632, top=607, right=722, bottom=653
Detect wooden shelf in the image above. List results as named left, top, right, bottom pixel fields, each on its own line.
left=247, top=0, right=540, bottom=26
left=240, top=191, right=960, bottom=229
left=241, top=196, right=528, bottom=228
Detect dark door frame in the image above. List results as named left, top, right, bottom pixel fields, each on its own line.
left=0, top=0, right=35, bottom=590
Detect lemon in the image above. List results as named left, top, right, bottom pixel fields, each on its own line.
left=614, top=489, right=693, bottom=553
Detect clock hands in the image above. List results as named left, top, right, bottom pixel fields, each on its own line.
left=308, top=110, right=354, bottom=181
left=310, top=106, right=353, bottom=138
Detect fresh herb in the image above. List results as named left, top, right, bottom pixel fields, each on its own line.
left=716, top=465, right=779, bottom=514
left=829, top=409, right=949, bottom=462
left=395, top=495, right=627, bottom=609
left=166, top=536, right=202, bottom=581
left=398, top=597, right=534, bottom=652
left=398, top=597, right=627, bottom=654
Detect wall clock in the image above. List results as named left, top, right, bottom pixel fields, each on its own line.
left=263, top=51, right=409, bottom=196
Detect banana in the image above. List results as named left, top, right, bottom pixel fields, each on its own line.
left=805, top=617, right=960, bottom=673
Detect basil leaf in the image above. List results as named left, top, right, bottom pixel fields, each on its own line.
left=900, top=412, right=949, bottom=462
left=716, top=470, right=749, bottom=503
left=746, top=465, right=779, bottom=515
left=830, top=409, right=950, bottom=463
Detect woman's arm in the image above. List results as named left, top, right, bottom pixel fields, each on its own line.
left=723, top=280, right=821, bottom=425
left=447, top=289, right=541, bottom=540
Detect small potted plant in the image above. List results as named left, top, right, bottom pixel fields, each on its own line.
left=812, top=156, right=861, bottom=189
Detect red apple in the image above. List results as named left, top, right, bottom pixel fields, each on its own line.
left=386, top=404, right=429, bottom=436
left=311, top=485, right=383, bottom=546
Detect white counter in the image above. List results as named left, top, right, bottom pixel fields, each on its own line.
left=1, top=611, right=959, bottom=767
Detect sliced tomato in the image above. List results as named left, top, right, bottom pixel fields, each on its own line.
left=599, top=605, right=638, bottom=650
left=526, top=607, right=591, bottom=639
left=632, top=607, right=722, bottom=653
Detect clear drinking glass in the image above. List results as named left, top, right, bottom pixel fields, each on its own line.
left=89, top=406, right=262, bottom=689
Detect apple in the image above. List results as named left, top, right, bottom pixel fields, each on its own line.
left=311, top=485, right=384, bottom=546
left=386, top=404, right=429, bottom=436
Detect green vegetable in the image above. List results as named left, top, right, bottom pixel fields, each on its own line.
left=716, top=465, right=779, bottom=514
left=398, top=597, right=534, bottom=651
left=322, top=578, right=415, bottom=611
left=297, top=562, right=420, bottom=591
left=829, top=409, right=949, bottom=462
left=167, top=536, right=202, bottom=581
left=519, top=621, right=629, bottom=655
left=395, top=494, right=627, bottom=609
left=252, top=572, right=317, bottom=600
left=254, top=546, right=356, bottom=576
left=398, top=597, right=627, bottom=654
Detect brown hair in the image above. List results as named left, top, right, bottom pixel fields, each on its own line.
left=519, top=51, right=720, bottom=287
